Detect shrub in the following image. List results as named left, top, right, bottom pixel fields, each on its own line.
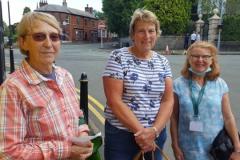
left=222, top=15, right=240, bottom=41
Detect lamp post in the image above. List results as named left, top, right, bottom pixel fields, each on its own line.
left=98, top=23, right=105, bottom=49
left=8, top=0, right=14, bottom=73
left=0, top=0, right=6, bottom=84
left=62, top=20, right=69, bottom=41
left=217, top=24, right=223, bottom=50
left=100, top=29, right=103, bottom=48
left=217, top=0, right=226, bottom=51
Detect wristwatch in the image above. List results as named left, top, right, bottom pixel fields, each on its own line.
left=152, top=127, right=159, bottom=138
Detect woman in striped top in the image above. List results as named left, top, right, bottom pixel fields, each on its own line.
left=103, top=8, right=174, bottom=160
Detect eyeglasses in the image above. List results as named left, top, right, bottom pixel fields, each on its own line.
left=27, top=32, right=61, bottom=42
left=190, top=55, right=212, bottom=61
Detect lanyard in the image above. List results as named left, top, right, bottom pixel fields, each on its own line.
left=189, top=79, right=207, bottom=117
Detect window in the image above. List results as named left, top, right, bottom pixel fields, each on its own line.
left=77, top=17, right=81, bottom=25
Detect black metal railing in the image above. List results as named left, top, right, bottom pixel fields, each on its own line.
left=79, top=72, right=88, bottom=124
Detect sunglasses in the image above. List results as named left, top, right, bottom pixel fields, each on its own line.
left=27, top=32, right=61, bottom=42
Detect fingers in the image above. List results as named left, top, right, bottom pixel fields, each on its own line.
left=138, top=142, right=155, bottom=152
left=70, top=142, right=93, bottom=159
left=174, top=152, right=184, bottom=160
left=78, top=149, right=93, bottom=160
left=135, top=130, right=155, bottom=151
left=135, top=128, right=156, bottom=141
left=134, top=130, right=143, bottom=137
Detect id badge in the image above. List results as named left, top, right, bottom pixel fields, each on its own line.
left=189, top=117, right=203, bottom=132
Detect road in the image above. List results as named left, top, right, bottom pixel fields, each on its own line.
left=4, top=43, right=240, bottom=159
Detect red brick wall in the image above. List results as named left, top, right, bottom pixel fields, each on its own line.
left=45, top=12, right=98, bottom=42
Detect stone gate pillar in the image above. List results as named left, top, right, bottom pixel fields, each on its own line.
left=195, top=14, right=204, bottom=40
left=208, top=9, right=221, bottom=43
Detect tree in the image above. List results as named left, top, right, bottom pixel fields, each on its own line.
left=222, top=15, right=240, bottom=41
left=226, top=0, right=240, bottom=15
left=103, top=0, right=192, bottom=36
left=103, top=0, right=144, bottom=37
left=3, top=21, right=9, bottom=37
left=93, top=10, right=105, bottom=20
left=144, top=0, right=191, bottom=35
left=199, top=0, right=227, bottom=20
left=23, top=7, right=31, bottom=15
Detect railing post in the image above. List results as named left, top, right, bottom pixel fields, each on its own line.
left=79, top=72, right=88, bottom=124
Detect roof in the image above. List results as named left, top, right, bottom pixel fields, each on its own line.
left=34, top=4, right=97, bottom=19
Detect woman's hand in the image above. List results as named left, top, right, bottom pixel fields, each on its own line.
left=69, top=141, right=93, bottom=160
left=172, top=144, right=184, bottom=160
left=229, top=152, right=240, bottom=160
left=134, top=127, right=156, bottom=152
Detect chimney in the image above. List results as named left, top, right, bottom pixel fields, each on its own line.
left=39, top=0, right=48, bottom=7
left=85, top=4, right=93, bottom=14
left=62, top=0, right=67, bottom=7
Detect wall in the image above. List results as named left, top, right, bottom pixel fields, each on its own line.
left=155, top=36, right=184, bottom=50
left=120, top=36, right=185, bottom=50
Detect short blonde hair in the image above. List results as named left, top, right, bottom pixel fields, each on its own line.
left=17, top=12, right=62, bottom=55
left=181, top=41, right=220, bottom=80
left=129, top=8, right=160, bottom=38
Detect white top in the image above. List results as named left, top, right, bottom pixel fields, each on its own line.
left=102, top=47, right=172, bottom=131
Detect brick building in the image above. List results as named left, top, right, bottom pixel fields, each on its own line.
left=35, top=0, right=99, bottom=42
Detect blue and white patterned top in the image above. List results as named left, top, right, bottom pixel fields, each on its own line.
left=102, top=47, right=172, bottom=131
left=174, top=76, right=228, bottom=160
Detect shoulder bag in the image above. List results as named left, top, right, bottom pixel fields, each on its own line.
left=210, top=127, right=240, bottom=160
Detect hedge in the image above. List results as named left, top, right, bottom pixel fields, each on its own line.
left=222, top=15, right=240, bottom=41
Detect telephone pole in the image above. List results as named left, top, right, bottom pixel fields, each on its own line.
left=0, top=0, right=6, bottom=84
left=8, top=0, right=14, bottom=73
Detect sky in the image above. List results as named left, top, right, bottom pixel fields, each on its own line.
left=1, top=0, right=103, bottom=24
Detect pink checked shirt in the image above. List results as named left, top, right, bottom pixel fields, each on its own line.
left=0, top=60, right=89, bottom=159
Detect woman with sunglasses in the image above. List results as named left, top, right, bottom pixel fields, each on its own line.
left=170, top=41, right=240, bottom=160
left=0, top=12, right=93, bottom=159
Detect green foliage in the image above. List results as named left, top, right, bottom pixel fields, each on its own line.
left=222, top=15, right=240, bottom=41
left=3, top=22, right=18, bottom=43
left=103, top=0, right=191, bottom=36
left=201, top=0, right=217, bottom=15
left=103, top=0, right=144, bottom=37
left=191, top=0, right=198, bottom=21
left=23, top=7, right=31, bottom=15
left=226, top=0, right=240, bottom=15
left=93, top=10, right=105, bottom=20
left=143, top=0, right=191, bottom=35
left=200, top=0, right=226, bottom=20
left=3, top=21, right=9, bottom=37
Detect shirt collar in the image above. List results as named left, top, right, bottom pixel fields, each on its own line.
left=21, top=59, right=63, bottom=85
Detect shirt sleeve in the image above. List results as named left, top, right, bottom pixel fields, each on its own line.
left=102, top=49, right=124, bottom=80
left=218, top=77, right=229, bottom=95
left=159, top=55, right=172, bottom=78
left=0, top=83, right=71, bottom=160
